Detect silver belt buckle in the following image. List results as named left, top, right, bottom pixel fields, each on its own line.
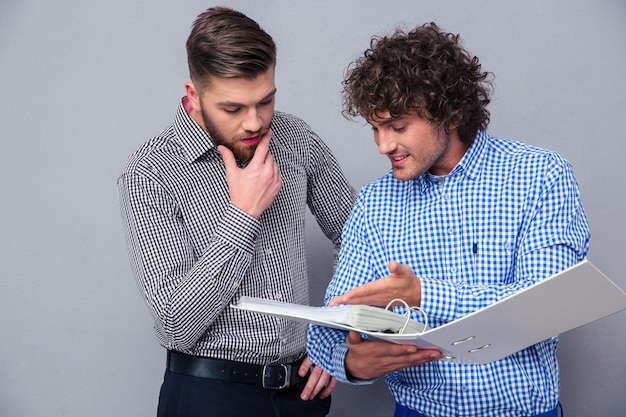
left=262, top=363, right=290, bottom=389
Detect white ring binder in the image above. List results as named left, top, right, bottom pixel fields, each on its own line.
left=452, top=336, right=476, bottom=346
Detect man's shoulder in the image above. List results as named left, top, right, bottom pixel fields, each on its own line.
left=270, top=111, right=326, bottom=155
left=271, top=111, right=313, bottom=135
left=484, top=134, right=569, bottom=168
left=272, top=110, right=306, bottom=123
left=119, top=124, right=179, bottom=177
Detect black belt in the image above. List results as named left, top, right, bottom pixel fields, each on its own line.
left=166, top=350, right=307, bottom=389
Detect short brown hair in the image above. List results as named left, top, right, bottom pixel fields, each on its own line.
left=343, top=22, right=493, bottom=144
left=186, top=7, right=276, bottom=87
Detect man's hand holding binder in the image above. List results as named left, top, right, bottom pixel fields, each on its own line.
left=330, top=261, right=444, bottom=380
left=343, top=329, right=443, bottom=380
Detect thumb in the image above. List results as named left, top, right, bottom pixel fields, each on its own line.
left=388, top=261, right=414, bottom=278
left=217, top=145, right=237, bottom=171
left=346, top=330, right=364, bottom=345
left=387, top=260, right=401, bottom=274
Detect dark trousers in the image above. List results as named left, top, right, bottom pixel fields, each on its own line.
left=157, top=369, right=331, bottom=417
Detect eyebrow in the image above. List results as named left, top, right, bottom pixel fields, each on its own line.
left=217, top=88, right=277, bottom=108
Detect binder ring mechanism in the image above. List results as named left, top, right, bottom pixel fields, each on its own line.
left=385, top=298, right=428, bottom=334
left=452, top=335, right=492, bottom=356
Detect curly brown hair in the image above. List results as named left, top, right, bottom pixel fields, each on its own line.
left=343, top=22, right=493, bottom=144
left=186, top=7, right=276, bottom=88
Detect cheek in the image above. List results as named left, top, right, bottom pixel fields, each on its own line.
left=212, top=114, right=238, bottom=135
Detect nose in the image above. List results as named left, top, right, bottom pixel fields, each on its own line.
left=242, top=108, right=263, bottom=133
left=375, top=130, right=395, bottom=154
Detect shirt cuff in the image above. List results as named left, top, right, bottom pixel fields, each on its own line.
left=332, top=341, right=377, bottom=385
left=420, top=277, right=459, bottom=324
left=214, top=204, right=261, bottom=254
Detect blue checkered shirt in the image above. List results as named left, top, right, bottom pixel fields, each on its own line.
left=307, top=131, right=590, bottom=417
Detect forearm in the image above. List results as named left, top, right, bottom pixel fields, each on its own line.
left=161, top=208, right=257, bottom=349
left=119, top=174, right=259, bottom=349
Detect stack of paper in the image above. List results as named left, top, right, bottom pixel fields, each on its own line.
left=233, top=297, right=427, bottom=334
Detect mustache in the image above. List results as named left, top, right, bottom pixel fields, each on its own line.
left=237, top=129, right=268, bottom=141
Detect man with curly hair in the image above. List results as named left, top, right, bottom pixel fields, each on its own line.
left=307, top=23, right=590, bottom=417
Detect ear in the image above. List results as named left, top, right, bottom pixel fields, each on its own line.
left=185, top=81, right=200, bottom=109
left=450, top=110, right=463, bottom=130
left=183, top=81, right=206, bottom=128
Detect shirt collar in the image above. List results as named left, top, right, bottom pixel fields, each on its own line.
left=173, top=98, right=217, bottom=163
left=456, top=130, right=487, bottom=181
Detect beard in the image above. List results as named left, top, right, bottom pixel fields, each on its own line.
left=391, top=128, right=452, bottom=181
left=199, top=107, right=258, bottom=163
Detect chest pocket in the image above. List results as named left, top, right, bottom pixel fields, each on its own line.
left=472, top=238, right=516, bottom=284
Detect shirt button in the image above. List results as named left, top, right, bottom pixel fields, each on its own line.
left=265, top=248, right=273, bottom=255
left=275, top=293, right=282, bottom=300
left=447, top=227, right=455, bottom=234
left=450, top=266, right=457, bottom=273
left=444, top=193, right=451, bottom=200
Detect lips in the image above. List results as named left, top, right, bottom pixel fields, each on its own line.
left=390, top=154, right=409, bottom=166
left=241, top=135, right=261, bottom=146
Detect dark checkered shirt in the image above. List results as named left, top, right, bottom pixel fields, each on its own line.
left=118, top=100, right=356, bottom=364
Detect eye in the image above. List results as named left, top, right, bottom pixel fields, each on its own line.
left=222, top=106, right=241, bottom=114
left=391, top=125, right=406, bottom=133
left=259, top=96, right=274, bottom=107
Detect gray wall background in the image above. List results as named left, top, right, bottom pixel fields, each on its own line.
left=1, top=0, right=625, bottom=416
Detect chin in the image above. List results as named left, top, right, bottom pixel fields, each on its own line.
left=391, top=169, right=410, bottom=181
left=233, top=148, right=255, bottom=162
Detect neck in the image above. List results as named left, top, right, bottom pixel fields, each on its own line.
left=429, top=129, right=470, bottom=176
